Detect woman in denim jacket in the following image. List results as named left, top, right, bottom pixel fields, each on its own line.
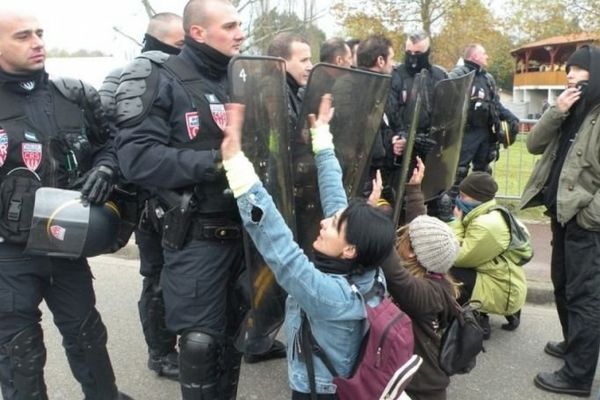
left=220, top=96, right=396, bottom=399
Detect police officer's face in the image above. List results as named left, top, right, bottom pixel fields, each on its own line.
left=338, top=44, right=353, bottom=68
left=194, top=1, right=245, bottom=57
left=0, top=14, right=45, bottom=74
left=313, top=210, right=356, bottom=260
left=471, top=45, right=489, bottom=68
left=286, top=41, right=312, bottom=86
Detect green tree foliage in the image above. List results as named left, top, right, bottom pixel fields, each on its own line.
left=433, top=0, right=514, bottom=89
left=505, top=0, right=581, bottom=45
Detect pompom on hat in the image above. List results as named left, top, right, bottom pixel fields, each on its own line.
left=408, top=215, right=460, bottom=274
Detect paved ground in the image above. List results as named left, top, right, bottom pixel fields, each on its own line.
left=30, top=220, right=564, bottom=400
left=37, top=255, right=599, bottom=399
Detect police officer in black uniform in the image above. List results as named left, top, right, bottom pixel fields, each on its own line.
left=99, top=12, right=184, bottom=381
left=0, top=9, right=131, bottom=400
left=449, top=43, right=519, bottom=195
left=114, top=0, right=246, bottom=398
left=387, top=30, right=447, bottom=160
left=386, top=30, right=451, bottom=219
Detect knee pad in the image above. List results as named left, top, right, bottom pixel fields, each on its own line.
left=179, top=330, right=221, bottom=399
left=5, top=324, right=48, bottom=399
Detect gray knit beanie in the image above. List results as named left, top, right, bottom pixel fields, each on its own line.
left=408, top=215, right=460, bottom=274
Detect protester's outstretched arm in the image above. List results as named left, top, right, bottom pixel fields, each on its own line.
left=308, top=94, right=348, bottom=218
left=222, top=103, right=362, bottom=319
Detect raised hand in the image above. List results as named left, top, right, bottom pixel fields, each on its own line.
left=221, top=103, right=245, bottom=161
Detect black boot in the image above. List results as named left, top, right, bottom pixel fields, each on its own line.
left=243, top=339, right=286, bottom=364
left=534, top=371, right=590, bottom=397
left=501, top=310, right=521, bottom=331
left=544, top=340, right=566, bottom=359
left=148, top=350, right=179, bottom=381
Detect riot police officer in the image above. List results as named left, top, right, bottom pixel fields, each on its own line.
left=386, top=30, right=450, bottom=219
left=0, top=9, right=130, bottom=400
left=99, top=12, right=184, bottom=381
left=449, top=44, right=519, bottom=194
left=115, top=0, right=246, bottom=398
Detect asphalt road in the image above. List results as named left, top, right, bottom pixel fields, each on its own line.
left=33, top=255, right=600, bottom=400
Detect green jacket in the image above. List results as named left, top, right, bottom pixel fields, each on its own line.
left=449, top=199, right=528, bottom=315
left=520, top=104, right=600, bottom=230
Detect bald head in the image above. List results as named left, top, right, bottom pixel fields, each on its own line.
left=0, top=9, right=45, bottom=74
left=182, top=0, right=244, bottom=57
left=183, top=0, right=233, bottom=32
left=146, top=12, right=184, bottom=49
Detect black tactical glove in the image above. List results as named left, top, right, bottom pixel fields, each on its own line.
left=80, top=165, right=115, bottom=204
left=414, top=132, right=437, bottom=159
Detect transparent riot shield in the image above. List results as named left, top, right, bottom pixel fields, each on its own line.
left=391, top=71, right=428, bottom=226
left=228, top=56, right=292, bottom=354
left=293, top=63, right=391, bottom=255
left=421, top=71, right=475, bottom=200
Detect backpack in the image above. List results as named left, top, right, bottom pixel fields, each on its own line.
left=438, top=296, right=485, bottom=376
left=299, top=274, right=416, bottom=400
left=490, top=206, right=533, bottom=266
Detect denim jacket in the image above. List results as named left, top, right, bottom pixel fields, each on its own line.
left=236, top=149, right=382, bottom=394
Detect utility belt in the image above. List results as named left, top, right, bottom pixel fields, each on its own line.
left=189, top=220, right=241, bottom=241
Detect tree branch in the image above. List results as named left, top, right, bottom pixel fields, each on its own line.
left=112, top=26, right=143, bottom=47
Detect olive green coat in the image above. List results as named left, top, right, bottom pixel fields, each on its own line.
left=449, top=199, right=528, bottom=315
left=520, top=104, right=600, bottom=230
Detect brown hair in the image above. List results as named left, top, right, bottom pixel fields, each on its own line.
left=396, top=225, right=461, bottom=298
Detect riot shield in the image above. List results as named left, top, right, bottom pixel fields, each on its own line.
left=391, top=71, right=427, bottom=226
left=421, top=71, right=475, bottom=200
left=228, top=56, right=292, bottom=354
left=293, top=63, right=391, bottom=255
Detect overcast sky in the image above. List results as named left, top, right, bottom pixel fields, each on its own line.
left=14, top=0, right=338, bottom=55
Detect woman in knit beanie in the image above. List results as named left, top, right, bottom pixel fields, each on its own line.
left=449, top=172, right=529, bottom=340
left=381, top=157, right=460, bottom=400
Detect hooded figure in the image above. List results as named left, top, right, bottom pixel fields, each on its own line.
left=521, top=45, right=600, bottom=397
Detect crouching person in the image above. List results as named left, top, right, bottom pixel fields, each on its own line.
left=221, top=96, right=396, bottom=399
left=380, top=157, right=461, bottom=400
left=449, top=172, right=530, bottom=339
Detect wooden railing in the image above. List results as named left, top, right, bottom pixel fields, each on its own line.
left=513, top=71, right=566, bottom=87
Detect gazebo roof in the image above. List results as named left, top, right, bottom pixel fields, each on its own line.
left=511, top=33, right=597, bottom=55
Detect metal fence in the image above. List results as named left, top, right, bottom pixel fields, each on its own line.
left=490, top=119, right=541, bottom=201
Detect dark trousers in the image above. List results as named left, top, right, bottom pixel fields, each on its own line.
left=449, top=267, right=477, bottom=306
left=0, top=243, right=114, bottom=399
left=458, top=127, right=492, bottom=172
left=550, top=218, right=600, bottom=386
left=135, top=227, right=176, bottom=356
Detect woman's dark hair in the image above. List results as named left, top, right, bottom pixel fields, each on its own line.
left=337, top=198, right=395, bottom=269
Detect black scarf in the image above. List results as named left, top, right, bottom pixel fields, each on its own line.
left=286, top=72, right=301, bottom=97
left=0, top=68, right=47, bottom=95
left=313, top=250, right=365, bottom=275
left=142, top=33, right=181, bottom=55
left=184, top=36, right=231, bottom=77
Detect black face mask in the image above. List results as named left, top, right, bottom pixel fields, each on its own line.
left=405, top=48, right=431, bottom=75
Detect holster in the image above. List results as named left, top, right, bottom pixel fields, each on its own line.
left=161, top=191, right=194, bottom=251
left=0, top=170, right=42, bottom=244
